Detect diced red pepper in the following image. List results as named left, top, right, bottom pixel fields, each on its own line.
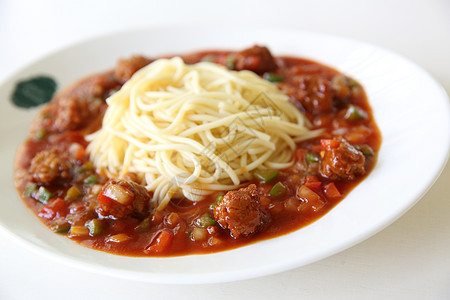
left=145, top=230, right=174, bottom=255
left=38, top=198, right=68, bottom=220
left=74, top=148, right=86, bottom=161
left=295, top=148, right=306, bottom=161
left=297, top=185, right=326, bottom=212
left=97, top=193, right=112, bottom=205
left=305, top=175, right=320, bottom=183
left=304, top=175, right=322, bottom=190
left=311, top=144, right=322, bottom=153
left=320, top=139, right=341, bottom=151
left=324, top=182, right=342, bottom=200
left=305, top=181, right=322, bottom=190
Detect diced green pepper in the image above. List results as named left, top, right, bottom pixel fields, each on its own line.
left=83, top=175, right=98, bottom=184
left=253, top=169, right=279, bottom=182
left=87, top=219, right=103, bottom=235
left=344, top=105, right=368, bottom=121
left=349, top=80, right=359, bottom=88
left=135, top=217, right=150, bottom=232
left=195, top=213, right=216, bottom=228
left=52, top=223, right=71, bottom=234
left=201, top=54, right=217, bottom=62
left=210, top=195, right=223, bottom=210
left=269, top=182, right=287, bottom=197
left=225, top=54, right=235, bottom=69
left=79, top=161, right=93, bottom=172
left=264, top=73, right=284, bottom=82
left=23, top=182, right=37, bottom=198
left=36, top=186, right=52, bottom=204
left=34, top=129, right=46, bottom=140
left=355, top=144, right=374, bottom=157
left=65, top=186, right=82, bottom=202
left=305, top=153, right=320, bottom=164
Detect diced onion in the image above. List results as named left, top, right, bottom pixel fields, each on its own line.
left=103, top=184, right=133, bottom=205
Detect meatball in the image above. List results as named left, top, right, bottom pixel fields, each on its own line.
left=320, top=139, right=365, bottom=180
left=234, top=45, right=277, bottom=74
left=97, top=180, right=152, bottom=219
left=115, top=55, right=153, bottom=83
left=331, top=74, right=352, bottom=100
left=29, top=150, right=72, bottom=184
left=52, top=96, right=90, bottom=131
left=30, top=73, right=117, bottom=135
left=213, top=184, right=263, bottom=238
left=295, top=75, right=333, bottom=113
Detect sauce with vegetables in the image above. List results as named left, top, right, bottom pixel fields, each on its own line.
left=14, top=45, right=381, bottom=256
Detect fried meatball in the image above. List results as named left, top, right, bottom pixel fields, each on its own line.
left=234, top=45, right=277, bottom=74
left=213, top=184, right=263, bottom=238
left=320, top=139, right=365, bottom=180
left=97, top=180, right=152, bottom=219
left=29, top=150, right=72, bottom=184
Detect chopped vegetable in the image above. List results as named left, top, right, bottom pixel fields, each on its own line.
left=135, top=217, right=150, bottom=232
left=210, top=195, right=223, bottom=209
left=108, top=233, right=131, bottom=243
left=52, top=223, right=71, bottom=234
left=305, top=181, right=322, bottom=190
left=297, top=185, right=320, bottom=202
left=323, top=182, right=342, bottom=200
left=87, top=219, right=103, bottom=235
left=344, top=104, right=368, bottom=121
left=165, top=212, right=180, bottom=226
left=65, top=186, right=82, bottom=202
left=23, top=182, right=37, bottom=198
left=201, top=54, right=217, bottom=62
left=191, top=227, right=208, bottom=242
left=39, top=198, right=68, bottom=219
left=101, top=184, right=133, bottom=205
left=305, top=153, right=320, bottom=164
left=349, top=80, right=359, bottom=88
left=305, top=175, right=319, bottom=183
left=195, top=213, right=216, bottom=227
left=320, top=139, right=341, bottom=150
left=69, top=225, right=90, bottom=236
left=83, top=175, right=98, bottom=184
left=79, top=161, right=93, bottom=172
left=145, top=230, right=173, bottom=254
left=34, top=129, right=46, bottom=140
left=263, top=73, right=284, bottom=82
left=297, top=185, right=325, bottom=212
left=225, top=54, right=235, bottom=69
left=35, top=186, right=52, bottom=204
left=269, top=182, right=287, bottom=197
left=295, top=148, right=305, bottom=161
left=284, top=197, right=301, bottom=212
left=355, top=144, right=374, bottom=156
left=253, top=169, right=279, bottom=182
left=69, top=143, right=86, bottom=161
left=208, top=236, right=223, bottom=247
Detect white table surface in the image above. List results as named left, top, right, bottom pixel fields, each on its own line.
left=1, top=0, right=449, bottom=299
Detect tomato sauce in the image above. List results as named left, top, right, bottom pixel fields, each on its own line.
left=14, top=46, right=381, bottom=256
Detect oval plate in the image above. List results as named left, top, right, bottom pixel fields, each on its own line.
left=0, top=25, right=449, bottom=284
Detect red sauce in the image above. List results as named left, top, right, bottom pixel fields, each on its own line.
left=14, top=46, right=381, bottom=256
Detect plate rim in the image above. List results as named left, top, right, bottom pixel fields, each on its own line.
left=1, top=24, right=449, bottom=284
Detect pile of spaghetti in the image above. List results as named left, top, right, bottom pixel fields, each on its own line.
left=87, top=57, right=318, bottom=210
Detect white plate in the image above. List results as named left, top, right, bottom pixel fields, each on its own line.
left=0, top=25, right=449, bottom=284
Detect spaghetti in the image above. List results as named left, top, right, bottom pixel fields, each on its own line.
left=87, top=57, right=319, bottom=209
